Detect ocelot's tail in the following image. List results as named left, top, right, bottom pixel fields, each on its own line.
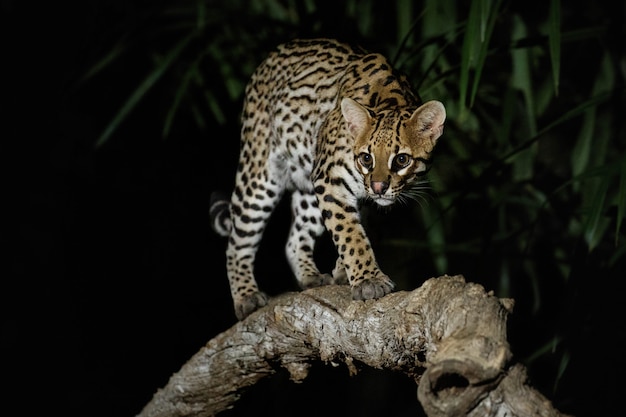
left=209, top=191, right=232, bottom=237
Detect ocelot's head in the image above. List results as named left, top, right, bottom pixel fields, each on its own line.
left=341, top=97, right=446, bottom=206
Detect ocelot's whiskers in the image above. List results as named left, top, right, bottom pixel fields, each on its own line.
left=398, top=180, right=435, bottom=208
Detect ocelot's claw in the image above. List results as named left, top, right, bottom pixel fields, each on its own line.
left=351, top=274, right=395, bottom=300
left=234, top=291, right=268, bottom=320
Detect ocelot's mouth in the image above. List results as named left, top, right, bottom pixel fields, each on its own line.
left=372, top=195, right=395, bottom=206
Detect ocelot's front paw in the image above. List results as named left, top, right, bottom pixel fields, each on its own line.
left=299, top=273, right=335, bottom=289
left=234, top=291, right=268, bottom=320
left=351, top=274, right=395, bottom=300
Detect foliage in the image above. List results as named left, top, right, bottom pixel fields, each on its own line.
left=83, top=0, right=625, bottom=414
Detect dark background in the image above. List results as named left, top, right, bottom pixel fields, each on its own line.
left=5, top=1, right=625, bottom=416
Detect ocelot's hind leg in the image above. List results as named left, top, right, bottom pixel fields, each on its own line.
left=225, top=159, right=284, bottom=320
left=286, top=190, right=335, bottom=289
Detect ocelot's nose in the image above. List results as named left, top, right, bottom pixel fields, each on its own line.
left=371, top=181, right=389, bottom=195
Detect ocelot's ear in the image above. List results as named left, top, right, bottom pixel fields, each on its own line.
left=341, top=97, right=372, bottom=138
left=408, top=100, right=446, bottom=146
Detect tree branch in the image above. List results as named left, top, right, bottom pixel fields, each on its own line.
left=137, top=275, right=567, bottom=417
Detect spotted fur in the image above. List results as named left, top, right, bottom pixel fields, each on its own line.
left=211, top=39, right=446, bottom=320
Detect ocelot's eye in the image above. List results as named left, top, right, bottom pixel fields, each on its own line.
left=393, top=153, right=412, bottom=170
left=358, top=153, right=373, bottom=169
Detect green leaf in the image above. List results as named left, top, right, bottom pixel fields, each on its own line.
left=502, top=90, right=614, bottom=163
left=570, top=109, right=595, bottom=180
left=95, top=33, right=196, bottom=148
left=510, top=15, right=536, bottom=181
left=78, top=41, right=126, bottom=85
left=196, top=0, right=206, bottom=30
left=458, top=1, right=477, bottom=112
left=538, top=90, right=614, bottom=137
left=468, top=0, right=500, bottom=108
left=553, top=350, right=570, bottom=392
left=203, top=89, right=227, bottom=126
left=584, top=176, right=609, bottom=251
left=548, top=0, right=561, bottom=95
left=511, top=15, right=537, bottom=136
left=616, top=157, right=626, bottom=244
left=162, top=61, right=197, bottom=139
left=459, top=0, right=501, bottom=115
left=525, top=335, right=561, bottom=364
left=396, top=0, right=413, bottom=46
left=609, top=241, right=626, bottom=266
left=422, top=205, right=448, bottom=274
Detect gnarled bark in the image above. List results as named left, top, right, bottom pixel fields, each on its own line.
left=137, top=275, right=567, bottom=417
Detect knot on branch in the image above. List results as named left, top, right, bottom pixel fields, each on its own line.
left=412, top=276, right=513, bottom=416
left=283, top=361, right=310, bottom=382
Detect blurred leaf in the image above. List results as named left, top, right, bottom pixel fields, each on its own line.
left=79, top=41, right=127, bottom=84
left=548, top=0, right=561, bottom=95
left=417, top=0, right=458, bottom=72
left=422, top=205, right=448, bottom=274
left=570, top=109, right=595, bottom=183
left=553, top=349, right=570, bottom=393
left=616, top=158, right=626, bottom=245
left=511, top=15, right=537, bottom=136
left=208, top=45, right=247, bottom=101
left=346, top=0, right=374, bottom=36
left=502, top=90, right=614, bottom=163
left=458, top=1, right=478, bottom=111
left=95, top=33, right=196, bottom=148
left=396, top=0, right=413, bottom=46
left=561, top=25, right=606, bottom=43
left=196, top=0, right=206, bottom=30
left=525, top=335, right=561, bottom=364
left=203, top=89, right=227, bottom=126
left=162, top=61, right=198, bottom=138
left=574, top=53, right=616, bottom=177
left=583, top=175, right=610, bottom=251
left=609, top=240, right=626, bottom=266
left=539, top=91, right=614, bottom=137
left=459, top=0, right=501, bottom=115
left=510, top=16, right=536, bottom=181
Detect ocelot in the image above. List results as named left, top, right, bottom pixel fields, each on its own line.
left=210, top=38, right=446, bottom=320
